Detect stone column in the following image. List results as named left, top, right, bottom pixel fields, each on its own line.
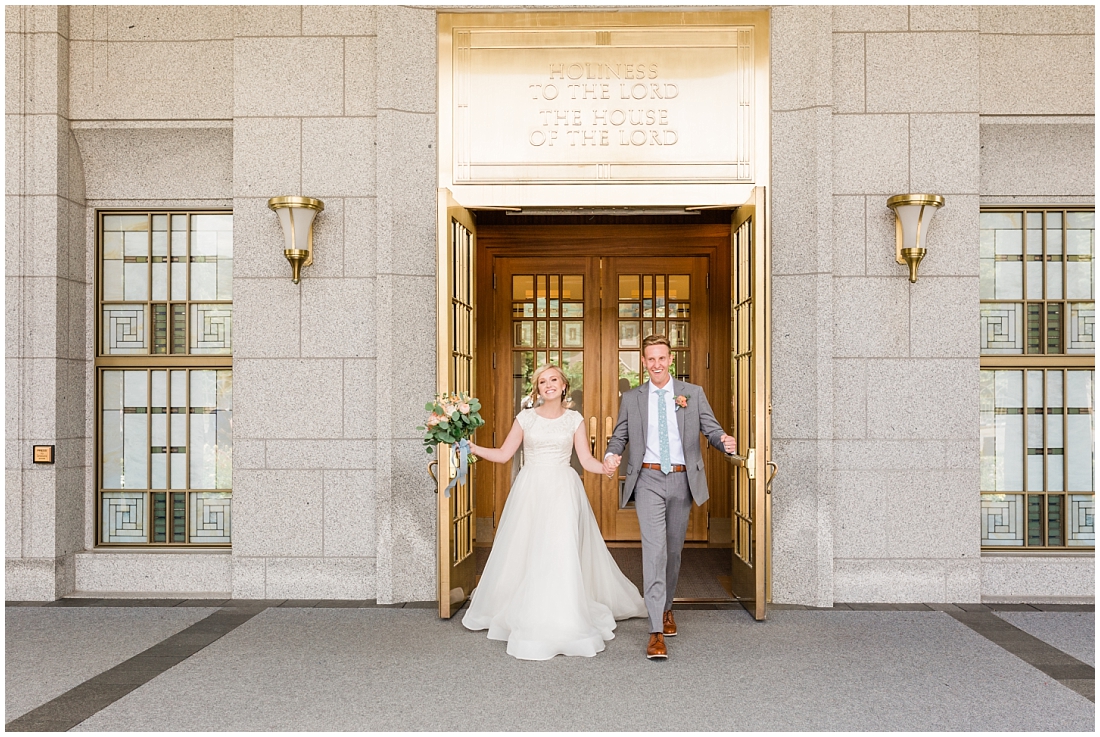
left=5, top=5, right=88, bottom=600
left=830, top=5, right=981, bottom=602
left=769, top=5, right=836, bottom=607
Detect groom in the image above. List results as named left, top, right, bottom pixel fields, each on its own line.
left=603, top=334, right=737, bottom=660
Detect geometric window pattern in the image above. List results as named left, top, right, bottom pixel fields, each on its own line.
left=98, top=367, right=232, bottom=546
left=190, top=492, right=231, bottom=543
left=100, top=212, right=233, bottom=356
left=616, top=272, right=691, bottom=389
left=102, top=492, right=148, bottom=544
left=980, top=208, right=1094, bottom=551
left=190, top=304, right=233, bottom=354
left=980, top=368, right=1094, bottom=549
left=980, top=210, right=1094, bottom=356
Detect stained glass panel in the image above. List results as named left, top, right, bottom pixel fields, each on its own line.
left=103, top=492, right=147, bottom=544
left=190, top=492, right=231, bottom=543
left=981, top=493, right=1024, bottom=546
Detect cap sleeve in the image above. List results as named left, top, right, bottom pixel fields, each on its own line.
left=516, top=408, right=536, bottom=431
left=567, top=409, right=585, bottom=436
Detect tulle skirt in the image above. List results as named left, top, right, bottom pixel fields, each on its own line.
left=461, top=462, right=647, bottom=660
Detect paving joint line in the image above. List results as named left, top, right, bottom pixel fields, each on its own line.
left=945, top=609, right=1095, bottom=703
left=5, top=605, right=269, bottom=732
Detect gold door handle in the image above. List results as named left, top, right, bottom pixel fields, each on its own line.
left=589, top=417, right=597, bottom=456
left=604, top=416, right=614, bottom=449
left=766, top=460, right=778, bottom=493
left=428, top=459, right=439, bottom=489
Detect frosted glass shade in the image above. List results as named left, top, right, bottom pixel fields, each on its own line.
left=887, top=194, right=944, bottom=254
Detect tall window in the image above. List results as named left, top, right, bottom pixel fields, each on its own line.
left=979, top=209, right=1094, bottom=549
left=97, top=212, right=233, bottom=546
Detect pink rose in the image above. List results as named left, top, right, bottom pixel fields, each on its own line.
left=675, top=395, right=688, bottom=409
left=427, top=413, right=443, bottom=426
left=457, top=402, right=471, bottom=414
left=441, top=403, right=455, bottom=416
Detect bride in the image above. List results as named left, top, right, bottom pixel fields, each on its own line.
left=464, top=364, right=647, bottom=660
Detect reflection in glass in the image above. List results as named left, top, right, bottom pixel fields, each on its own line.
left=514, top=321, right=533, bottom=347
left=619, top=321, right=640, bottom=348
left=513, top=275, right=533, bottom=301
left=619, top=351, right=640, bottom=389
left=619, top=275, right=639, bottom=301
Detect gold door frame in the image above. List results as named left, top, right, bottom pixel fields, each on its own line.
left=436, top=190, right=478, bottom=618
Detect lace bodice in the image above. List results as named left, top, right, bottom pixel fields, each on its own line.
left=516, top=409, right=584, bottom=466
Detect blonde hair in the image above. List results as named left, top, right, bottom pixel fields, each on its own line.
left=526, top=364, right=573, bottom=409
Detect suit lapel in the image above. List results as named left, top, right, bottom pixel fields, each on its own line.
left=675, top=383, right=687, bottom=440
left=637, top=382, right=649, bottom=449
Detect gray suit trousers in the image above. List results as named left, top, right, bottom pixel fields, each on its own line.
left=635, top=467, right=692, bottom=633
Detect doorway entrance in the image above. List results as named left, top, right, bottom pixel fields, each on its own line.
left=436, top=190, right=773, bottom=622
left=473, top=215, right=732, bottom=546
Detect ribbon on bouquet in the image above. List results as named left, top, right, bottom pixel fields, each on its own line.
left=443, top=438, right=471, bottom=497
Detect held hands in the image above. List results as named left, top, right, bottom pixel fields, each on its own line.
left=720, top=434, right=737, bottom=455
left=602, top=454, right=622, bottom=478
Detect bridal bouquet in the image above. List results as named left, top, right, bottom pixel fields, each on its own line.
left=419, top=392, right=484, bottom=495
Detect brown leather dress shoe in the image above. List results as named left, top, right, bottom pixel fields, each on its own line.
left=663, top=610, right=677, bottom=636
left=646, top=633, right=668, bottom=659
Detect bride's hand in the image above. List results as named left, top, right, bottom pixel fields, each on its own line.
left=467, top=441, right=479, bottom=456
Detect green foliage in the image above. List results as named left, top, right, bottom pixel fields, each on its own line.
left=418, top=391, right=485, bottom=455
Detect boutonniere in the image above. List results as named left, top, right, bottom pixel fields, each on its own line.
left=674, top=395, right=688, bottom=411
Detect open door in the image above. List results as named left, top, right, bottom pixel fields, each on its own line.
left=729, top=186, right=775, bottom=621
left=436, top=190, right=478, bottom=618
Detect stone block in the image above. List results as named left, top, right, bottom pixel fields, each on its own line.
left=376, top=5, right=436, bottom=114
left=264, top=557, right=376, bottom=599
left=917, top=194, right=980, bottom=278
left=20, top=195, right=64, bottom=277
left=833, top=196, right=866, bottom=276
left=265, top=439, right=374, bottom=470
left=343, top=358, right=377, bottom=439
left=380, top=275, right=436, bottom=440
left=232, top=118, right=301, bottom=198
left=73, top=125, right=233, bottom=202
left=233, top=37, right=344, bottom=117
left=5, top=276, right=21, bottom=358
left=231, top=556, right=266, bottom=599
left=770, top=107, right=832, bottom=276
left=233, top=359, right=343, bottom=439
left=770, top=5, right=831, bottom=111
left=343, top=197, right=377, bottom=277
left=5, top=557, right=57, bottom=601
left=69, top=40, right=233, bottom=120
left=24, top=113, right=63, bottom=197
left=65, top=282, right=88, bottom=362
left=909, top=114, right=979, bottom=194
left=232, top=277, right=301, bottom=359
left=772, top=349, right=822, bottom=440
left=7, top=28, right=24, bottom=116
left=867, top=32, right=978, bottom=113
left=21, top=357, right=58, bottom=440
left=979, top=123, right=1095, bottom=197
left=304, top=197, right=344, bottom=278
left=6, top=462, right=23, bottom=556
left=6, top=195, right=22, bottom=276
left=6, top=4, right=24, bottom=34
left=228, top=197, right=288, bottom=279
left=833, top=359, right=867, bottom=439
left=23, top=276, right=61, bottom=358
left=300, top=277, right=374, bottom=358
left=884, top=469, right=977, bottom=560
left=832, top=469, right=891, bottom=559
left=301, top=117, right=377, bottom=197
left=909, top=5, right=979, bottom=31
left=105, top=5, right=232, bottom=41
left=864, top=194, right=902, bottom=277
left=387, top=437, right=437, bottom=601
left=832, top=114, right=908, bottom=195
left=323, top=469, right=376, bottom=557
left=980, top=5, right=1095, bottom=34
left=233, top=438, right=266, bottom=469
left=980, top=35, right=1094, bottom=115
left=231, top=469, right=323, bottom=557
left=376, top=111, right=437, bottom=276
left=981, top=555, right=1096, bottom=602
left=945, top=558, right=981, bottom=601
left=834, top=439, right=947, bottom=471
left=832, top=5, right=908, bottom=32
left=866, top=358, right=978, bottom=440
left=945, top=438, right=979, bottom=471
left=345, top=36, right=376, bottom=117
left=909, top=276, right=978, bottom=358
left=833, top=277, right=909, bottom=357
left=233, top=5, right=300, bottom=37
left=74, top=550, right=233, bottom=594
left=302, top=5, right=377, bottom=36
left=833, top=558, right=950, bottom=603
left=832, top=33, right=864, bottom=114
left=20, top=468, right=56, bottom=558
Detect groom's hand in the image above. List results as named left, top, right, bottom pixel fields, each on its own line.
left=720, top=434, right=737, bottom=454
left=602, top=454, right=621, bottom=477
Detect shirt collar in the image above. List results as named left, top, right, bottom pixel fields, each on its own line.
left=649, top=377, right=675, bottom=397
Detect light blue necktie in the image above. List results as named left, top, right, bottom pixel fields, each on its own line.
left=656, top=388, right=672, bottom=475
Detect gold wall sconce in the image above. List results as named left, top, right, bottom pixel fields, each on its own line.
left=886, top=193, right=944, bottom=283
left=268, top=196, right=325, bottom=284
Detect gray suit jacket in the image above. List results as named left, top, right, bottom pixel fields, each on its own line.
left=605, top=380, right=728, bottom=508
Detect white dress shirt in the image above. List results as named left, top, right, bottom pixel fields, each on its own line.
left=643, top=379, right=686, bottom=466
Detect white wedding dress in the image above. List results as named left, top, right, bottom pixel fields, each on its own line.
left=462, top=408, right=648, bottom=660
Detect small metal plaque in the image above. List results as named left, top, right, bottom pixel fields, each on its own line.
left=32, top=445, right=55, bottom=464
